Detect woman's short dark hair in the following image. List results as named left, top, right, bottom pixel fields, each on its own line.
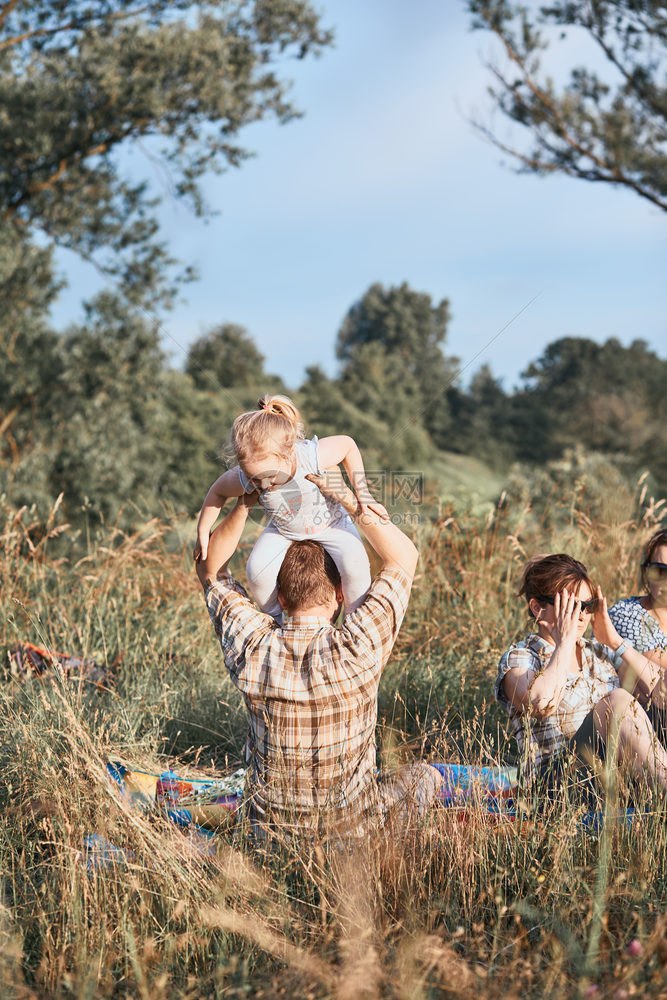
left=519, top=553, right=594, bottom=615
left=640, top=528, right=667, bottom=592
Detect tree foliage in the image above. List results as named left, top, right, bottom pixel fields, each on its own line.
left=0, top=227, right=63, bottom=510
left=0, top=0, right=332, bottom=526
left=299, top=362, right=433, bottom=470
left=185, top=323, right=285, bottom=392
left=336, top=281, right=453, bottom=390
left=468, top=0, right=667, bottom=210
left=0, top=0, right=333, bottom=305
left=335, top=282, right=457, bottom=450
left=446, top=364, right=516, bottom=469
left=0, top=265, right=664, bottom=533
left=513, top=336, right=667, bottom=482
left=49, top=294, right=169, bottom=524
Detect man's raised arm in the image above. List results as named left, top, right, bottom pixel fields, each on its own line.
left=195, top=491, right=258, bottom=590
left=306, top=470, right=418, bottom=580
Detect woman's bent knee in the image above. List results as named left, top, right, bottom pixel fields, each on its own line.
left=607, top=688, right=635, bottom=711
left=593, top=689, right=635, bottom=740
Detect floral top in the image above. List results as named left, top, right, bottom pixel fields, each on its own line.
left=608, top=597, right=667, bottom=653
left=495, top=634, right=620, bottom=772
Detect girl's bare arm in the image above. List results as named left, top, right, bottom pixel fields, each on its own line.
left=318, top=435, right=368, bottom=496
left=195, top=468, right=246, bottom=560
left=317, top=435, right=390, bottom=519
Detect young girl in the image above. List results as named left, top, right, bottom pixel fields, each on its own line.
left=194, top=395, right=386, bottom=618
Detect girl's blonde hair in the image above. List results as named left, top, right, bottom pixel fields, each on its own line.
left=227, top=394, right=305, bottom=466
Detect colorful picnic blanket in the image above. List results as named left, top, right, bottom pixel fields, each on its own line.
left=106, top=761, right=245, bottom=828
left=87, top=760, right=639, bottom=869
left=106, top=760, right=518, bottom=826
left=86, top=759, right=639, bottom=871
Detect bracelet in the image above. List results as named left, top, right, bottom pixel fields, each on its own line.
left=612, top=640, right=633, bottom=667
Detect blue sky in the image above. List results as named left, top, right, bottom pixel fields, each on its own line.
left=50, top=0, right=666, bottom=391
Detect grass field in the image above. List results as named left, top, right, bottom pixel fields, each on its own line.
left=1, top=474, right=666, bottom=999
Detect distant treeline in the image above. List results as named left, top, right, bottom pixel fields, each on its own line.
left=1, top=281, right=665, bottom=531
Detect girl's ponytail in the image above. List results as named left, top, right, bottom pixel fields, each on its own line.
left=228, top=394, right=305, bottom=466
left=257, top=394, right=304, bottom=438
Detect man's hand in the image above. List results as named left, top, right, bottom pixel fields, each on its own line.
left=306, top=468, right=358, bottom=515
left=306, top=468, right=390, bottom=521
left=354, top=488, right=390, bottom=522
left=238, top=489, right=260, bottom=513
left=309, top=468, right=416, bottom=577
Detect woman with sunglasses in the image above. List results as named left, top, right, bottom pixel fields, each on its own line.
left=495, top=553, right=667, bottom=791
left=608, top=528, right=667, bottom=737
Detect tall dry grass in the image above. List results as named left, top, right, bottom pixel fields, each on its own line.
left=0, top=477, right=666, bottom=998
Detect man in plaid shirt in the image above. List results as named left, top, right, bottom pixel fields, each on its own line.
left=195, top=469, right=440, bottom=838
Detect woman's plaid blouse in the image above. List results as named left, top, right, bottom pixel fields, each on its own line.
left=495, top=634, right=620, bottom=772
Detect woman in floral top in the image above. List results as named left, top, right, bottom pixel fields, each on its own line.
left=609, top=528, right=667, bottom=741
left=496, top=553, right=667, bottom=789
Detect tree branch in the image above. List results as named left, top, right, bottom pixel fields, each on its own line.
left=0, top=5, right=152, bottom=53
left=472, top=117, right=667, bottom=211
left=477, top=8, right=667, bottom=211
left=585, top=16, right=666, bottom=123
left=2, top=127, right=154, bottom=219
left=0, top=0, right=22, bottom=31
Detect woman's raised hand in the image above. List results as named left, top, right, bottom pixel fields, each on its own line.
left=591, top=585, right=622, bottom=649
left=549, top=588, right=583, bottom=647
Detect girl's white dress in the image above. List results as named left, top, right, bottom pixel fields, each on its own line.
left=237, top=436, right=371, bottom=618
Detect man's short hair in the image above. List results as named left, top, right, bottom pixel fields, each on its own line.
left=277, top=540, right=341, bottom=614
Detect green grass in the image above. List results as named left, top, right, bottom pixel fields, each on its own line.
left=0, top=481, right=666, bottom=998
left=428, top=450, right=506, bottom=511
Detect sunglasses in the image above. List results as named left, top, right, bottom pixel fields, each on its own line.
left=645, top=561, right=667, bottom=579
left=537, top=594, right=599, bottom=614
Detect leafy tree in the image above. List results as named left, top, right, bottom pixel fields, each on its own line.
left=185, top=323, right=285, bottom=392
left=0, top=226, right=63, bottom=510
left=49, top=293, right=169, bottom=524
left=446, top=364, right=515, bottom=468
left=512, top=336, right=667, bottom=491
left=0, top=0, right=333, bottom=306
left=0, top=0, right=332, bottom=528
left=298, top=364, right=431, bottom=470
left=512, top=336, right=603, bottom=461
left=335, top=282, right=457, bottom=446
left=155, top=372, right=232, bottom=516
left=468, top=0, right=667, bottom=210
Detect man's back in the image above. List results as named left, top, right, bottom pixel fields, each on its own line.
left=205, top=567, right=412, bottom=833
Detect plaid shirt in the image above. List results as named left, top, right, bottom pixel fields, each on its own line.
left=495, top=634, right=620, bottom=772
left=205, top=567, right=412, bottom=833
